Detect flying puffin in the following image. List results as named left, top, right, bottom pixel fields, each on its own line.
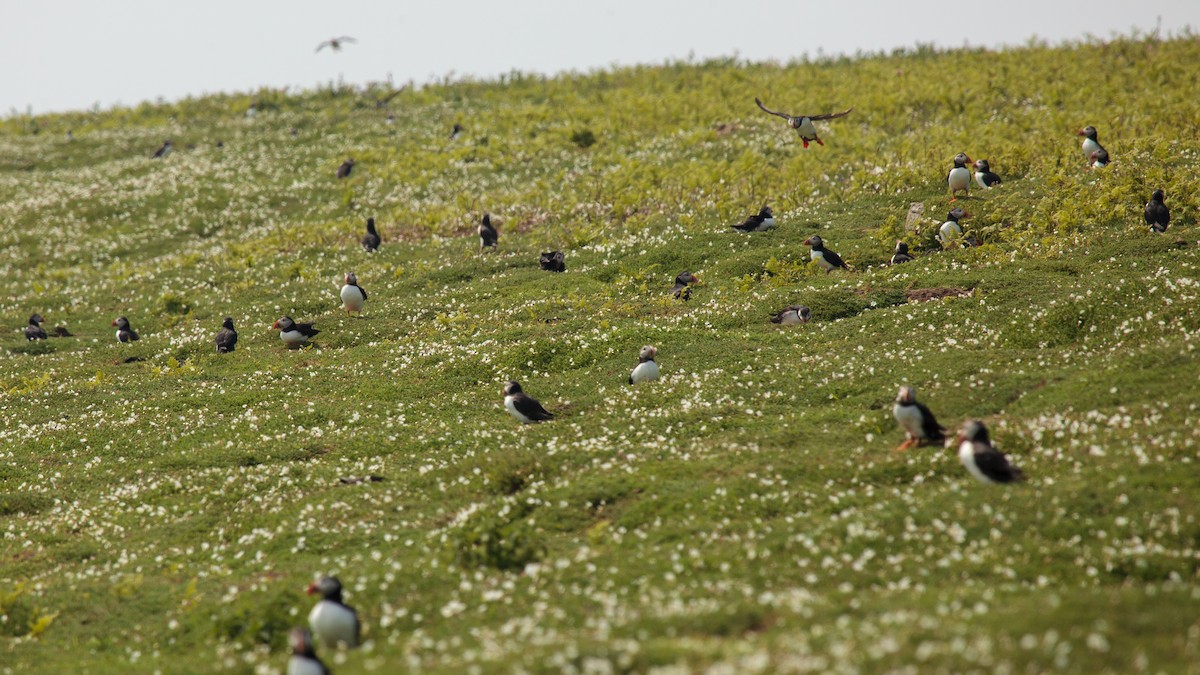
left=315, top=36, right=357, bottom=53
left=214, top=317, right=238, bottom=353
left=890, top=241, right=914, bottom=265
left=1077, top=126, right=1105, bottom=163
left=770, top=305, right=812, bottom=325
left=1144, top=190, right=1170, bottom=233
left=671, top=271, right=699, bottom=300
left=339, top=273, right=367, bottom=316
left=479, top=213, right=498, bottom=250
left=937, top=208, right=969, bottom=246
left=286, top=628, right=329, bottom=675
left=731, top=206, right=775, bottom=233
left=947, top=153, right=972, bottom=201
left=336, top=158, right=355, bottom=179
left=629, top=345, right=660, bottom=384
left=957, top=420, right=1024, bottom=484
left=539, top=250, right=566, bottom=272
left=754, top=97, right=853, bottom=148
left=306, top=576, right=360, bottom=649
left=892, top=385, right=946, bottom=451
left=151, top=140, right=172, bottom=159
left=112, top=316, right=140, bottom=342
left=973, top=159, right=1002, bottom=188
left=803, top=235, right=850, bottom=272
left=361, top=217, right=381, bottom=252
left=24, top=314, right=47, bottom=341
left=1089, top=147, right=1110, bottom=169
left=502, top=380, right=554, bottom=423
left=274, top=316, right=319, bottom=347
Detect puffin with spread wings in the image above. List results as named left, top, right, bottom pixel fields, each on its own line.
left=755, top=97, right=853, bottom=148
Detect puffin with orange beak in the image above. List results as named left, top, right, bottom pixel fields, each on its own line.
left=892, top=385, right=946, bottom=451
left=273, top=316, right=319, bottom=347
left=947, top=152, right=972, bottom=201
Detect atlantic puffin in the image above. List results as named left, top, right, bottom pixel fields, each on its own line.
left=336, top=158, right=355, bottom=179
left=24, top=314, right=47, bottom=341
left=892, top=385, right=946, bottom=451
left=947, top=153, right=972, bottom=201
left=626, top=345, right=660, bottom=385
left=214, top=317, right=238, bottom=353
left=671, top=271, right=699, bottom=300
left=890, top=241, right=914, bottom=265
left=731, top=206, right=775, bottom=233
left=973, top=159, right=1002, bottom=188
left=449, top=123, right=464, bottom=140
left=274, top=316, right=319, bottom=347
left=770, top=305, right=812, bottom=325
left=306, top=576, right=360, bottom=649
left=1144, top=190, right=1170, bottom=233
left=502, top=381, right=554, bottom=423
left=479, top=213, right=498, bottom=250
left=803, top=235, right=850, bottom=272
left=1077, top=126, right=1105, bottom=163
left=957, top=420, right=1024, bottom=484
left=754, top=97, right=853, bottom=148
left=315, top=36, right=357, bottom=53
left=937, top=208, right=969, bottom=246
left=361, top=217, right=381, bottom=252
left=1089, top=147, right=1110, bottom=169
left=151, top=140, right=172, bottom=159
left=539, top=251, right=566, bottom=272
left=340, top=273, right=367, bottom=316
left=286, top=628, right=329, bottom=675
left=112, top=316, right=140, bottom=342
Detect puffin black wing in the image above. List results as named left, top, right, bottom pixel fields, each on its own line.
left=821, top=247, right=848, bottom=269
left=1144, top=199, right=1170, bottom=232
left=980, top=171, right=1002, bottom=187
left=295, top=323, right=321, bottom=338
left=754, top=97, right=792, bottom=120
left=915, top=402, right=946, bottom=443
left=513, top=394, right=554, bottom=421
left=973, top=446, right=1024, bottom=483
left=25, top=325, right=47, bottom=340
left=215, top=327, right=238, bottom=353
left=807, top=107, right=854, bottom=121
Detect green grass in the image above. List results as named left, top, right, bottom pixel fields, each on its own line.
left=2, top=34, right=1200, bottom=674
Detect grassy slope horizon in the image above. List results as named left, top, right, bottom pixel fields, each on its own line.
left=2, top=35, right=1199, bottom=673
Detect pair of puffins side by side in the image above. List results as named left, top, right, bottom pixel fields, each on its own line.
left=892, top=386, right=1024, bottom=484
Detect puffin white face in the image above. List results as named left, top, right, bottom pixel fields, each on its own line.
left=345, top=272, right=357, bottom=285
left=639, top=345, right=657, bottom=361
left=896, top=385, right=915, bottom=404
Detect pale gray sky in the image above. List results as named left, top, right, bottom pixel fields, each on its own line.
left=3, top=0, right=1197, bottom=114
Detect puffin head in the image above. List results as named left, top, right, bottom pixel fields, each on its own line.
left=289, top=628, right=318, bottom=657
left=639, top=345, right=657, bottom=362
left=502, top=380, right=523, bottom=397
left=675, top=271, right=698, bottom=286
left=895, top=385, right=916, bottom=405
left=306, top=575, right=343, bottom=602
left=974, top=158, right=990, bottom=172
left=273, top=316, right=294, bottom=331
left=112, top=316, right=130, bottom=330
left=959, top=419, right=990, bottom=445
left=1077, top=126, right=1098, bottom=140
left=366, top=217, right=376, bottom=232
left=29, top=313, right=45, bottom=326
left=803, top=235, right=822, bottom=248
left=948, top=207, right=969, bottom=222
left=221, top=317, right=235, bottom=331
left=345, top=272, right=358, bottom=286
left=1151, top=189, right=1165, bottom=203
left=894, top=240, right=908, bottom=255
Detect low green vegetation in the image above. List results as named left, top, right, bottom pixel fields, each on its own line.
left=1, top=33, right=1198, bottom=674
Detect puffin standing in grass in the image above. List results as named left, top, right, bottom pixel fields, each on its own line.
left=449, top=123, right=464, bottom=140
left=151, top=139, right=172, bottom=159
left=1077, top=126, right=1106, bottom=164
left=973, top=159, right=1002, bottom=188
left=214, top=317, right=238, bottom=353
left=1090, top=148, right=1110, bottom=169
left=539, top=250, right=566, bottom=272
left=286, top=628, right=329, bottom=675
left=502, top=381, right=554, bottom=423
left=1144, top=190, right=1170, bottom=233
left=947, top=153, right=972, bottom=201
left=112, top=317, right=140, bottom=342
left=479, top=213, right=498, bottom=250
left=336, top=158, right=355, bottom=179
left=937, top=208, right=969, bottom=247
left=754, top=97, right=853, bottom=148
left=274, top=316, right=319, bottom=347
left=24, top=314, right=47, bottom=341
left=628, top=345, right=660, bottom=385
left=803, top=235, right=850, bottom=272
left=770, top=305, right=812, bottom=325
left=957, top=420, right=1024, bottom=484
left=890, top=241, right=914, bottom=265
left=731, top=206, right=775, bottom=233
left=892, top=385, right=946, bottom=451
left=671, top=271, right=699, bottom=300
left=307, top=576, right=360, bottom=650
left=340, top=273, right=367, bottom=316
left=361, top=217, right=381, bottom=252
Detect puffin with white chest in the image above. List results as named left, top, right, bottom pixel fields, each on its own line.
left=1144, top=190, right=1170, bottom=233
left=24, top=314, right=47, bottom=341
left=286, top=628, right=330, bottom=675
left=731, top=206, right=775, bottom=233
left=339, top=272, right=367, bottom=316
left=957, top=420, right=1024, bottom=484
left=770, top=305, right=812, bottom=325
left=628, top=345, right=660, bottom=385
left=947, top=153, right=972, bottom=201
left=973, top=159, right=1002, bottom=188
left=937, top=208, right=969, bottom=247
left=755, top=97, right=852, bottom=148
left=112, top=316, right=140, bottom=343
left=803, top=235, right=850, bottom=272
left=306, top=576, right=360, bottom=650
left=891, top=385, right=946, bottom=451
left=273, top=316, right=319, bottom=347
left=890, top=241, right=914, bottom=265
left=1077, top=126, right=1106, bottom=164
left=502, top=380, right=554, bottom=423
left=671, top=271, right=699, bottom=300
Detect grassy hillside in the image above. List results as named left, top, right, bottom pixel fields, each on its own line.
left=2, top=34, right=1199, bottom=674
